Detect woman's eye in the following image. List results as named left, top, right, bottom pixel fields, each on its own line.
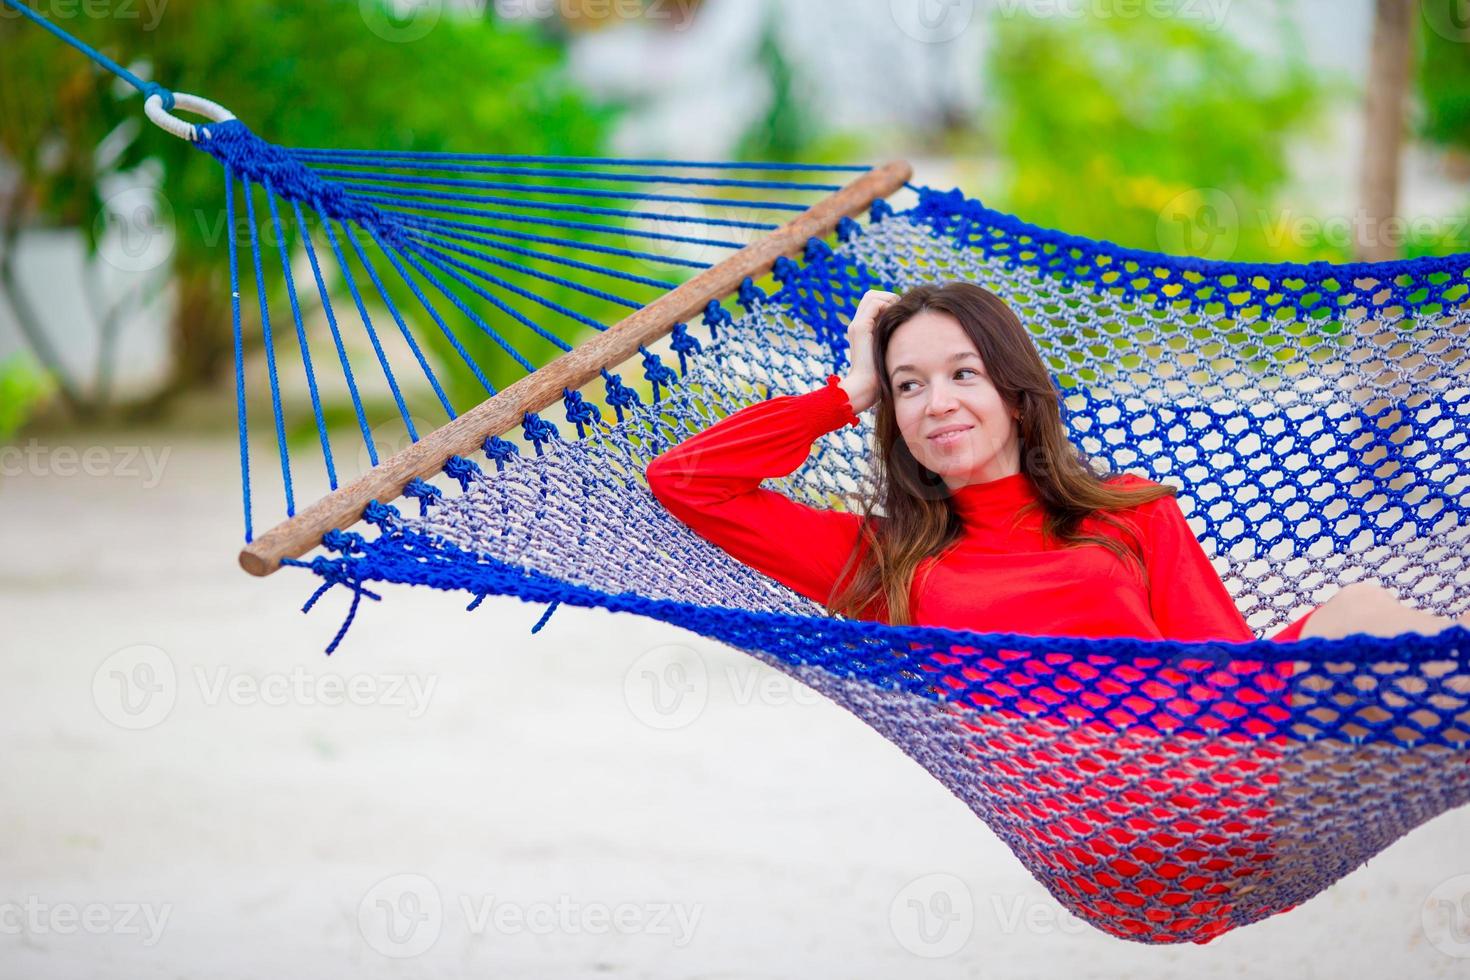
left=955, top=368, right=978, bottom=380
left=896, top=381, right=915, bottom=393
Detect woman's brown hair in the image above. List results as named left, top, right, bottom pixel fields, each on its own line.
left=825, top=281, right=1177, bottom=625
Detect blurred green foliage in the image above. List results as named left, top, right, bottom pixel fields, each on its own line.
left=0, top=0, right=621, bottom=423
left=8, top=0, right=1470, bottom=447
left=1418, top=0, right=1470, bottom=152
left=1412, top=0, right=1470, bottom=257
left=734, top=5, right=815, bottom=163
left=984, top=6, right=1341, bottom=263
left=0, top=356, right=53, bottom=440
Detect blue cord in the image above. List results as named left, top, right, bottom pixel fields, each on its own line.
left=388, top=213, right=714, bottom=271
left=405, top=223, right=681, bottom=290
left=347, top=188, right=782, bottom=230
left=390, top=243, right=540, bottom=376
left=329, top=179, right=810, bottom=213
left=289, top=149, right=872, bottom=171
left=224, top=169, right=252, bottom=542
left=340, top=221, right=457, bottom=420
left=320, top=218, right=419, bottom=440
left=266, top=184, right=337, bottom=490
left=370, top=229, right=500, bottom=397
left=242, top=180, right=296, bottom=516
left=372, top=204, right=748, bottom=251
left=292, top=198, right=378, bottom=472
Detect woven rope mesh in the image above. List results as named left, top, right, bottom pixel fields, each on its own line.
left=308, top=189, right=1470, bottom=945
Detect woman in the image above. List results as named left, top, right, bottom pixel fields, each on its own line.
left=646, top=280, right=1467, bottom=644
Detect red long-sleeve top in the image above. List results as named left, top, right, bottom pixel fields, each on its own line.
left=646, top=375, right=1313, bottom=643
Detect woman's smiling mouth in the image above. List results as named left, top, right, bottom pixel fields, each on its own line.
left=928, top=425, right=973, bottom=445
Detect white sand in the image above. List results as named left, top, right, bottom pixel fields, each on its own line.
left=2, top=432, right=1468, bottom=980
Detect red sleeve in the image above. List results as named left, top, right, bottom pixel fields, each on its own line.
left=645, top=375, right=867, bottom=607
left=1113, top=477, right=1256, bottom=643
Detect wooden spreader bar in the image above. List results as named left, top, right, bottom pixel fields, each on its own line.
left=240, top=160, right=913, bottom=576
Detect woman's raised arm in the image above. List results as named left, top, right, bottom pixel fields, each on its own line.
left=645, top=376, right=868, bottom=608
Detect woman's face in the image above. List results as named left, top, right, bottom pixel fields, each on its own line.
left=885, top=309, right=1022, bottom=489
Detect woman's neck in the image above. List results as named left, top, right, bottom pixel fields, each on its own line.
left=942, top=452, right=1023, bottom=492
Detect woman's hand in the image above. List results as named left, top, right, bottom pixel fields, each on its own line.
left=838, top=289, right=899, bottom=415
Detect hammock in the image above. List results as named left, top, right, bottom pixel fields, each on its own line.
left=9, top=0, right=1470, bottom=948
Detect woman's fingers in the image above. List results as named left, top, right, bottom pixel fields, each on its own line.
left=838, top=291, right=900, bottom=411
left=848, top=290, right=900, bottom=336
left=857, top=289, right=898, bottom=314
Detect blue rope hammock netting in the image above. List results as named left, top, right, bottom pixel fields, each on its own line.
left=7, top=0, right=1469, bottom=946
left=191, top=117, right=1470, bottom=947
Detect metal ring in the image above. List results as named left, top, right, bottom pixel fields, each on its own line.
left=144, top=92, right=236, bottom=143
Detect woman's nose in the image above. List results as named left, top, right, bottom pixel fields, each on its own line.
left=926, top=383, right=957, bottom=413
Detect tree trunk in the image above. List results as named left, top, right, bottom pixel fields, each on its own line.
left=1358, top=0, right=1416, bottom=262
